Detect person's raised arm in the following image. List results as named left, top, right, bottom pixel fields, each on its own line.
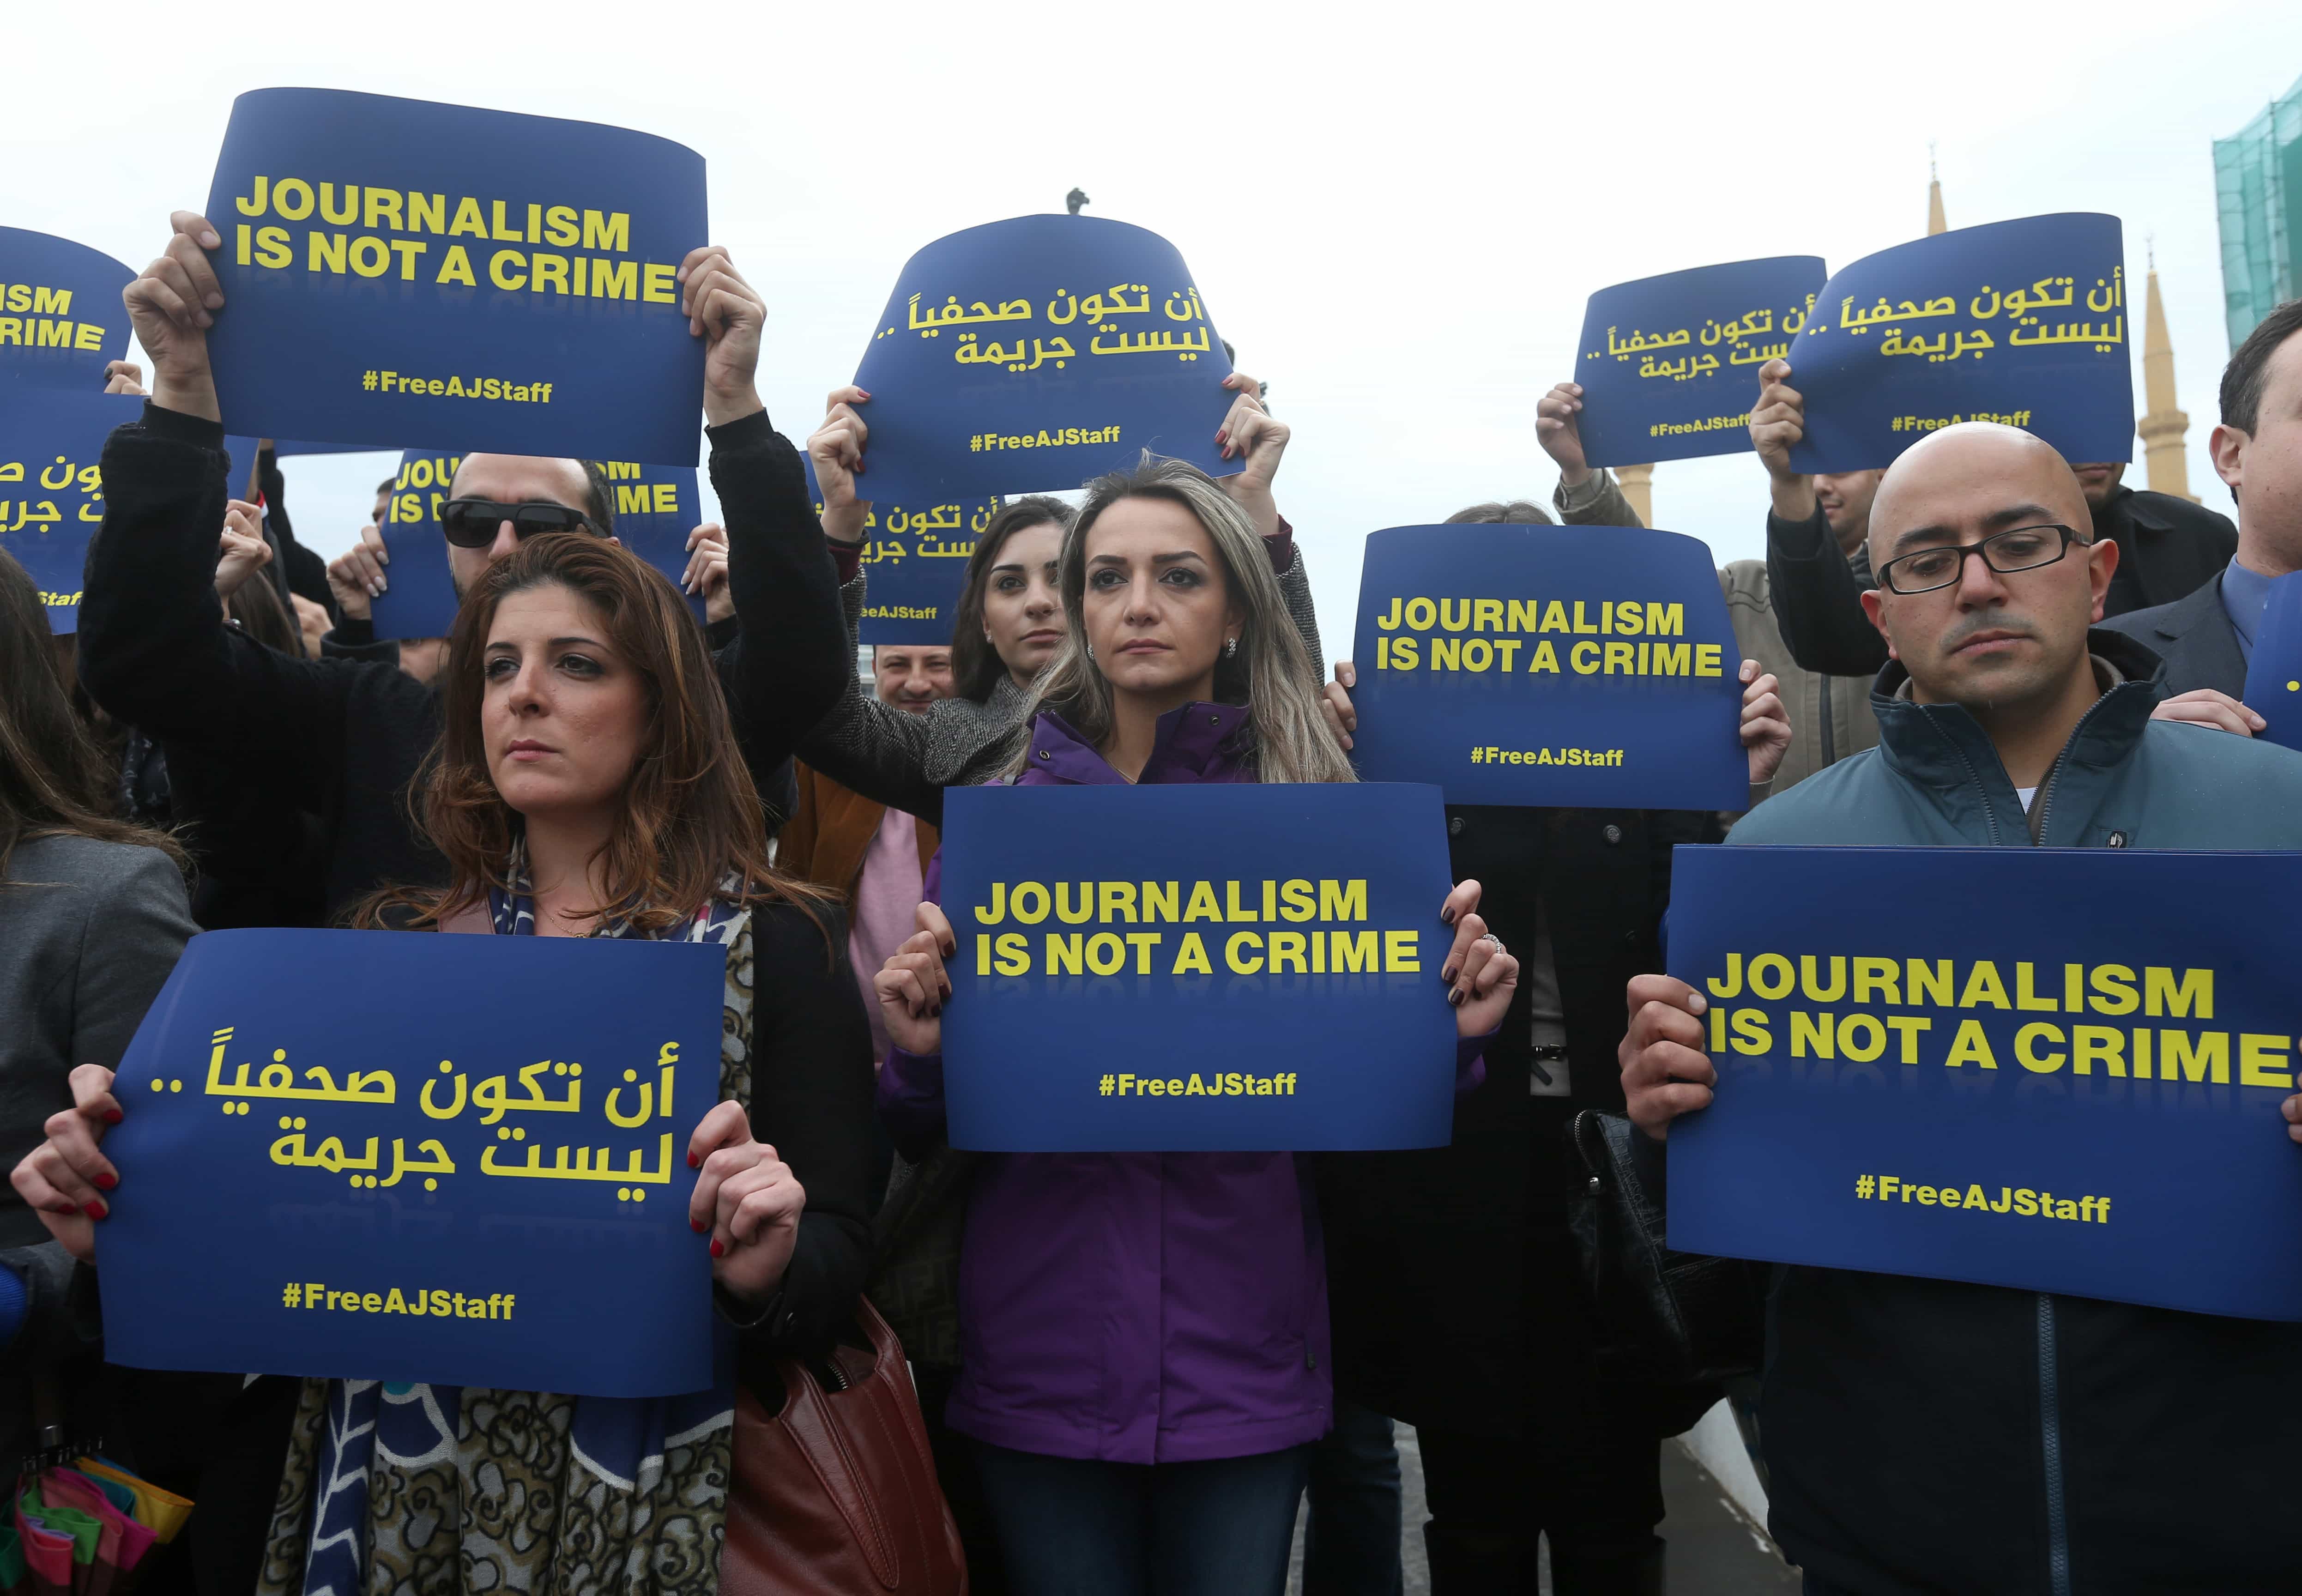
left=1215, top=373, right=1326, bottom=666
left=1752, top=359, right=1888, bottom=676
left=1536, top=381, right=1643, bottom=528
left=79, top=212, right=355, bottom=763
left=675, top=248, right=854, bottom=782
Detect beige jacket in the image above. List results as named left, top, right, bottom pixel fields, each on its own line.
left=1551, top=472, right=1878, bottom=811
left=1718, top=558, right=1879, bottom=798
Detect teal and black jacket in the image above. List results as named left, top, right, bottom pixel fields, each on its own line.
left=1720, top=630, right=2302, bottom=1596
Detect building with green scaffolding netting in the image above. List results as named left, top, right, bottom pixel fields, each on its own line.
left=2216, top=70, right=2302, bottom=351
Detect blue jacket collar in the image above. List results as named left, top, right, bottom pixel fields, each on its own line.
left=1021, top=701, right=1253, bottom=786
left=1866, top=629, right=2167, bottom=843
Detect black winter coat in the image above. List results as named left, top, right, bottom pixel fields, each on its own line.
left=1320, top=803, right=1717, bottom=1435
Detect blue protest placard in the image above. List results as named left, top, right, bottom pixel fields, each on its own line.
left=0, top=387, right=141, bottom=633
left=370, top=449, right=703, bottom=641
left=97, top=927, right=726, bottom=1395
left=0, top=228, right=134, bottom=392
left=938, top=782, right=1457, bottom=1152
left=801, top=455, right=999, bottom=644
left=1784, top=213, right=2134, bottom=473
left=368, top=449, right=464, bottom=640
left=848, top=215, right=1238, bottom=504
left=1664, top=844, right=2302, bottom=1321
left=202, top=89, right=707, bottom=463
left=2241, top=569, right=2302, bottom=749
left=595, top=460, right=707, bottom=624
left=1575, top=257, right=1825, bottom=467
left=1347, top=524, right=1746, bottom=808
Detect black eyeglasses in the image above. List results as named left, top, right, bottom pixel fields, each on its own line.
left=438, top=498, right=598, bottom=548
left=1876, top=524, right=2089, bottom=595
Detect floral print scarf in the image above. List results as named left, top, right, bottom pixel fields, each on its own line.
left=255, top=867, right=755, bottom=1596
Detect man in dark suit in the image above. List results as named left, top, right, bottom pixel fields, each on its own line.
left=2105, top=297, right=2302, bottom=729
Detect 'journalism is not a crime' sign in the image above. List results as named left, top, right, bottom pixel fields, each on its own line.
left=1665, top=844, right=2302, bottom=1321
left=937, top=782, right=1459, bottom=1152
left=202, top=88, right=708, bottom=463
left=1348, top=523, right=1748, bottom=810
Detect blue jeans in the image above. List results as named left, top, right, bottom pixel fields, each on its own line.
left=1302, top=1402, right=1404, bottom=1596
left=972, top=1439, right=1311, bottom=1596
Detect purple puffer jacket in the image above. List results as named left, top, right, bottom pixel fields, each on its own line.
left=878, top=702, right=1485, bottom=1465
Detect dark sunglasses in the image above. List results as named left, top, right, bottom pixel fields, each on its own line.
left=439, top=498, right=598, bottom=548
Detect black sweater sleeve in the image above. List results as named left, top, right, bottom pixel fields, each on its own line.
left=704, top=411, right=855, bottom=794
left=1763, top=506, right=1891, bottom=677
left=79, top=405, right=357, bottom=780
left=731, top=902, right=877, bottom=1366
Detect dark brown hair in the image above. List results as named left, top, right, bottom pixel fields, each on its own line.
left=2221, top=297, right=2302, bottom=437
left=355, top=533, right=826, bottom=937
left=228, top=569, right=304, bottom=658
left=949, top=496, right=1076, bottom=701
left=0, top=550, right=183, bottom=878
left=1445, top=501, right=1554, bottom=525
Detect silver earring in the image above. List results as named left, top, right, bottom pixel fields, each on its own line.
left=1223, top=637, right=1238, bottom=658
left=1086, top=641, right=1094, bottom=658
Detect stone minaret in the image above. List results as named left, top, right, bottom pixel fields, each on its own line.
left=2137, top=244, right=2198, bottom=501
left=1613, top=462, right=1654, bottom=526
left=1927, top=147, right=1947, bottom=236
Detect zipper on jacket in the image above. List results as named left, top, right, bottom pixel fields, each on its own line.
left=2028, top=714, right=2084, bottom=1593
left=2030, top=743, right=2072, bottom=844
left=2036, top=1293, right=2072, bottom=1596
left=2029, top=665, right=2125, bottom=844
left=1818, top=674, right=1836, bottom=766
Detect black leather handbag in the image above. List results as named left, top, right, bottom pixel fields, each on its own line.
left=1566, top=1110, right=1768, bottom=1389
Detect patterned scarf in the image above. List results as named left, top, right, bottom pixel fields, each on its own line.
left=256, top=864, right=756, bottom=1596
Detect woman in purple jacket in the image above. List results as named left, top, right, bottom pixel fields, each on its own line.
left=872, top=457, right=1519, bottom=1596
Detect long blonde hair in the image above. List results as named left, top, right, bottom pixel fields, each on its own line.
left=1004, top=455, right=1353, bottom=784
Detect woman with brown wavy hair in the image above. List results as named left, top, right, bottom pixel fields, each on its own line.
left=16, top=532, right=879, bottom=1596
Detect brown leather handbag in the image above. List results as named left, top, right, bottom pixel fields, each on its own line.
left=720, top=1297, right=967, bottom=1596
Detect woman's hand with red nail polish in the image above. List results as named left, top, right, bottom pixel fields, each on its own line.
left=687, top=1099, right=807, bottom=1306
left=11, top=1064, right=124, bottom=1263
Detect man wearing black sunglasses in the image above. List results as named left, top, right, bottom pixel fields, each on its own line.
left=1618, top=421, right=2302, bottom=1596
left=77, top=208, right=855, bottom=925
left=325, top=457, right=649, bottom=677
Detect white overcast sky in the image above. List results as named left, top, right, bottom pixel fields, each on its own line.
left=17, top=0, right=2302, bottom=666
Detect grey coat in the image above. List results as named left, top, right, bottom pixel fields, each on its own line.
left=0, top=835, right=196, bottom=1245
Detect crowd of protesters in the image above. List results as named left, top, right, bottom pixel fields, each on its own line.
left=3, top=193, right=2301, bottom=1596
